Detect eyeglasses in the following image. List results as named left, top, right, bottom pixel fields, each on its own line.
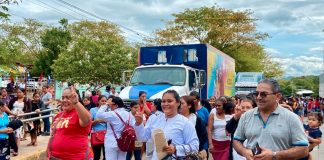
left=61, top=95, right=72, bottom=100
left=253, top=91, right=276, bottom=98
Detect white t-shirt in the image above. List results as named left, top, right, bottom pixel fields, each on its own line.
left=12, top=101, right=24, bottom=114
left=210, top=109, right=232, bottom=141
left=19, top=83, right=25, bottom=89
left=187, top=113, right=197, bottom=126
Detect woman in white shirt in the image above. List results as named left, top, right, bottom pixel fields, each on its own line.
left=133, top=90, right=199, bottom=160
left=96, top=96, right=133, bottom=160
left=208, top=98, right=232, bottom=160
left=8, top=88, right=31, bottom=156
left=180, top=96, right=208, bottom=159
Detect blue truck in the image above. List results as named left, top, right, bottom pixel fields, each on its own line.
left=119, top=43, right=236, bottom=102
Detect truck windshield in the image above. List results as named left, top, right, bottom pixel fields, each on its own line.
left=237, top=75, right=255, bottom=82
left=130, top=67, right=186, bottom=86
left=236, top=87, right=257, bottom=92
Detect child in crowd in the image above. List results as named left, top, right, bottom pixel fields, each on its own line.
left=126, top=101, right=145, bottom=160
left=301, top=112, right=323, bottom=160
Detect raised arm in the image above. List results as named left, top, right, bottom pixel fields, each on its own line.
left=71, top=92, right=91, bottom=127
left=134, top=111, right=153, bottom=142
left=96, top=105, right=110, bottom=121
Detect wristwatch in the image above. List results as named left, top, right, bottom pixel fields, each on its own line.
left=272, top=151, right=277, bottom=160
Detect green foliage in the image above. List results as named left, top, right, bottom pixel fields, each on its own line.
left=0, top=19, right=45, bottom=67
left=51, top=20, right=137, bottom=84
left=0, top=0, right=18, bottom=21
left=147, top=6, right=283, bottom=78
left=33, top=19, right=71, bottom=76
left=278, top=76, right=319, bottom=97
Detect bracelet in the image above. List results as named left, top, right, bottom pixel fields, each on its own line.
left=272, top=151, right=277, bottom=160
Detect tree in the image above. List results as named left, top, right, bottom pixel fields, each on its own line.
left=279, top=76, right=319, bottom=97
left=147, top=6, right=283, bottom=77
left=51, top=20, right=137, bottom=86
left=33, top=18, right=71, bottom=76
left=0, top=0, right=18, bottom=21
left=0, top=19, right=46, bottom=66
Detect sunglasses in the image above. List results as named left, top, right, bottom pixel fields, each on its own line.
left=61, top=96, right=72, bottom=100
left=253, top=91, right=276, bottom=98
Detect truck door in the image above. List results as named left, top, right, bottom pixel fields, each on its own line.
left=188, top=70, right=199, bottom=92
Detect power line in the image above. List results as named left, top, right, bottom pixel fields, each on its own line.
left=27, top=0, right=81, bottom=21
left=48, top=0, right=93, bottom=20
left=55, top=0, right=150, bottom=39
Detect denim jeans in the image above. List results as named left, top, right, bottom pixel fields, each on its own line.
left=42, top=111, right=50, bottom=133
left=126, top=149, right=141, bottom=160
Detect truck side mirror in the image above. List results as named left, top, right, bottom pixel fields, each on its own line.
left=198, top=70, right=206, bottom=88
left=122, top=70, right=133, bottom=84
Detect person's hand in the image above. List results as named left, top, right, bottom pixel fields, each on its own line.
left=35, top=109, right=41, bottom=113
left=243, top=148, right=254, bottom=160
left=209, top=99, right=215, bottom=106
left=11, top=112, right=18, bottom=117
left=208, top=143, right=214, bottom=153
left=134, top=111, right=143, bottom=125
left=163, top=144, right=176, bottom=154
left=254, top=147, right=273, bottom=160
left=95, top=119, right=106, bottom=123
left=5, top=127, right=13, bottom=133
left=70, top=92, right=79, bottom=105
left=234, top=105, right=242, bottom=120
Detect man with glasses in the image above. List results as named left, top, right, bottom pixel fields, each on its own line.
left=233, top=79, right=308, bottom=160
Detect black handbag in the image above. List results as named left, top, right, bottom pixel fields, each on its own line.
left=177, top=145, right=201, bottom=160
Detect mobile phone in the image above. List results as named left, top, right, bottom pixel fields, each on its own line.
left=167, top=139, right=172, bottom=145
left=251, top=143, right=262, bottom=156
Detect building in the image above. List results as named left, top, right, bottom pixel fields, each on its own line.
left=320, top=73, right=324, bottom=97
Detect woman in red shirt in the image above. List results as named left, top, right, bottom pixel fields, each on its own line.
left=47, top=87, right=93, bottom=160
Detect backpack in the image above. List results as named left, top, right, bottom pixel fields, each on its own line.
left=109, top=111, right=136, bottom=152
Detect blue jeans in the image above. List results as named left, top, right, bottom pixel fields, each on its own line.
left=42, top=112, right=50, bottom=133
left=126, top=149, right=141, bottom=160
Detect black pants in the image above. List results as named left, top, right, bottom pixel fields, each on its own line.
left=9, top=133, right=18, bottom=153
left=0, top=139, right=10, bottom=159
left=92, top=144, right=105, bottom=160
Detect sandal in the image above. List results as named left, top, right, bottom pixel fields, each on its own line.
left=33, top=143, right=38, bottom=146
left=12, top=152, right=18, bottom=156
left=27, top=143, right=33, bottom=146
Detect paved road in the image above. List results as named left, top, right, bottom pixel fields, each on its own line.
left=11, top=135, right=49, bottom=160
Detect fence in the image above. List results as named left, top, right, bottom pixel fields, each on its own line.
left=8, top=108, right=60, bottom=122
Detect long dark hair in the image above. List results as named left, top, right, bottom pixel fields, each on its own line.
left=153, top=98, right=162, bottom=112
left=111, top=97, right=125, bottom=108
left=181, top=96, right=196, bottom=114
left=163, top=90, right=180, bottom=102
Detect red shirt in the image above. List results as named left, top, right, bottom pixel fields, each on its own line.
left=140, top=102, right=152, bottom=119
left=91, top=95, right=99, bottom=106
left=315, top=100, right=320, bottom=107
left=308, top=101, right=313, bottom=110
left=49, top=109, right=93, bottom=160
left=139, top=102, right=152, bottom=113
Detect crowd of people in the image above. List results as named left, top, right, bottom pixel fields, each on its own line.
left=0, top=78, right=323, bottom=160
left=0, top=85, right=54, bottom=158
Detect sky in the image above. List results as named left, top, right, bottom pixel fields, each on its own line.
left=6, top=0, right=324, bottom=77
